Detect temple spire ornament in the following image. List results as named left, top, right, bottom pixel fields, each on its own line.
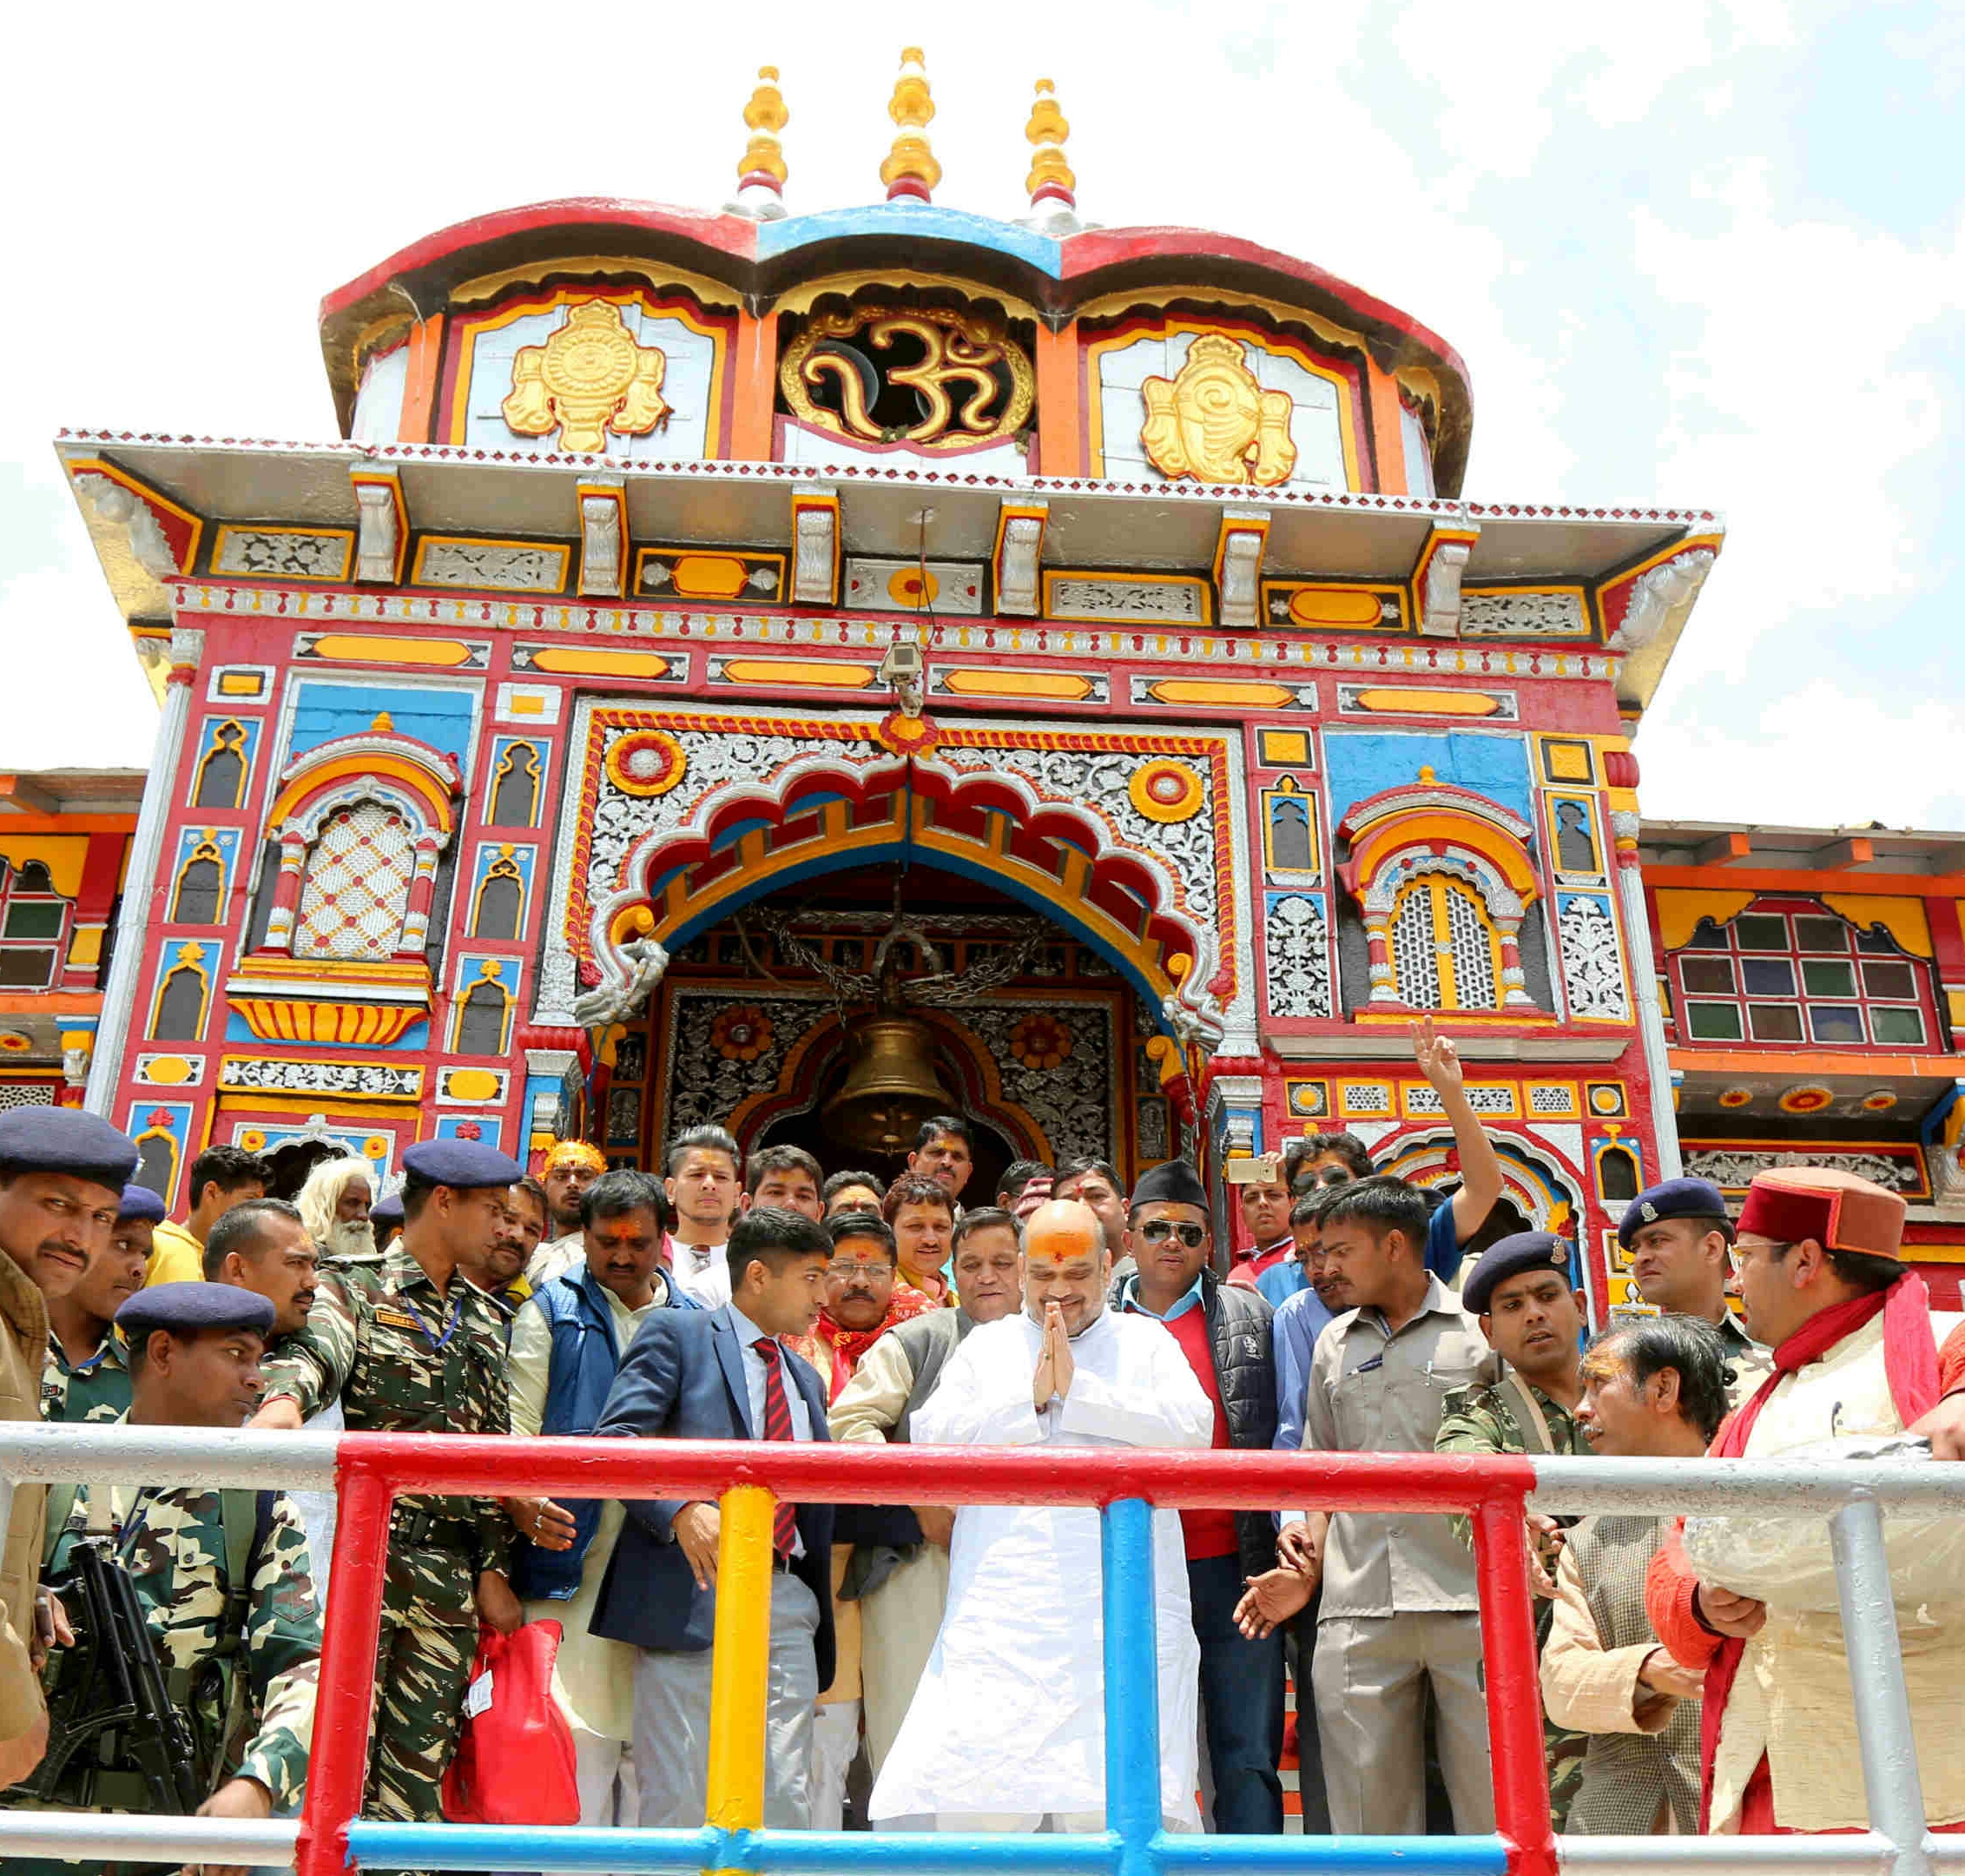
left=1022, top=78, right=1079, bottom=231
left=728, top=65, right=790, bottom=221
left=880, top=47, right=941, bottom=203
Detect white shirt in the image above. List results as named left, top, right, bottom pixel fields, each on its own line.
left=726, top=1301, right=811, bottom=1557
left=668, top=1235, right=732, bottom=1310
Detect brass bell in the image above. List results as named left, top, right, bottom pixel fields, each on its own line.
left=822, top=1014, right=954, bottom=1155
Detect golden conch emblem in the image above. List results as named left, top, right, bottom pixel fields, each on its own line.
left=1139, top=334, right=1297, bottom=486
left=501, top=301, right=671, bottom=455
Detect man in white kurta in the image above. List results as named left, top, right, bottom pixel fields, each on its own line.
left=870, top=1199, right=1214, bottom=1833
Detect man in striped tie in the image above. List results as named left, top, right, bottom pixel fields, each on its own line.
left=591, top=1206, right=837, bottom=1830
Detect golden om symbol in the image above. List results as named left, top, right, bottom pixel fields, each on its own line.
left=1140, top=334, right=1297, bottom=487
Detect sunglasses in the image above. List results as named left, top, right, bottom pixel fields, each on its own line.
left=1138, top=1220, right=1208, bottom=1248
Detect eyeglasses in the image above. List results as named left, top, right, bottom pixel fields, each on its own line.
left=1726, top=1241, right=1787, bottom=1276
left=1138, top=1220, right=1208, bottom=1248
left=1307, top=1166, right=1354, bottom=1189
left=826, top=1260, right=893, bottom=1279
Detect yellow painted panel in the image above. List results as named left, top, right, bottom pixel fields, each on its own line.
left=1151, top=679, right=1296, bottom=708
left=527, top=647, right=673, bottom=678
left=669, top=555, right=752, bottom=600
left=66, top=926, right=103, bottom=967
left=1349, top=687, right=1501, bottom=717
left=1288, top=587, right=1384, bottom=628
left=1653, top=888, right=1756, bottom=954
left=217, top=671, right=267, bottom=697
left=140, top=1054, right=196, bottom=1085
left=1258, top=730, right=1311, bottom=766
left=940, top=670, right=1093, bottom=701
left=1819, top=894, right=1934, bottom=959
left=0, top=836, right=88, bottom=900
left=306, top=636, right=477, bottom=668
left=444, top=1067, right=503, bottom=1101
left=717, top=659, right=875, bottom=690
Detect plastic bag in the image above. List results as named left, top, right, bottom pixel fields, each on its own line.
left=440, top=1618, right=580, bottom=1825
left=1682, top=1435, right=1965, bottom=1613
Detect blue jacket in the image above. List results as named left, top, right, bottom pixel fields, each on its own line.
left=590, top=1305, right=835, bottom=1690
left=509, top=1265, right=697, bottom=1600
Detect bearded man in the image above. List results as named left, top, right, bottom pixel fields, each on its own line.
left=294, top=1154, right=378, bottom=1265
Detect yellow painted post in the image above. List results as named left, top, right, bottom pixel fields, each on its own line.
left=703, top=1483, right=775, bottom=1859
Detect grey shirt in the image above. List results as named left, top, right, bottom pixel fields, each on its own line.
left=1291, top=1275, right=1488, bottom=1619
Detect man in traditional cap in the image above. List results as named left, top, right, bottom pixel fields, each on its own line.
left=42, top=1186, right=159, bottom=1425
left=828, top=1207, right=1025, bottom=1779
left=0, top=1107, right=136, bottom=1789
left=1645, top=1166, right=1965, bottom=1835
left=24, top=1283, right=320, bottom=1855
left=1117, top=1157, right=1285, bottom=1833
left=869, top=1199, right=1211, bottom=1834
left=249, top=1139, right=525, bottom=1828
left=526, top=1137, right=609, bottom=1287
left=1618, top=1177, right=1768, bottom=1397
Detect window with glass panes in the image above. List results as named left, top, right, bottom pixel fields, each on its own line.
left=0, top=862, right=71, bottom=989
left=1672, top=906, right=1932, bottom=1047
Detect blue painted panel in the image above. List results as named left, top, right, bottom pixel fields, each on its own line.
left=1323, top=731, right=1533, bottom=831
left=289, top=684, right=476, bottom=765
left=757, top=203, right=1063, bottom=277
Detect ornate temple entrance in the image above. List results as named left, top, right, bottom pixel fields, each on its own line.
left=605, top=862, right=1170, bottom=1195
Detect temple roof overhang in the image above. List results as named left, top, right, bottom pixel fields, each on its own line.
left=1642, top=820, right=1965, bottom=881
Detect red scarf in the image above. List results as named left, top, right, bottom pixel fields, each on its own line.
left=795, top=1286, right=935, bottom=1403
left=1695, top=1272, right=1938, bottom=1827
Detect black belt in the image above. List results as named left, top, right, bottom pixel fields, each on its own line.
left=773, top=1552, right=799, bottom=1573
left=391, top=1508, right=478, bottom=1554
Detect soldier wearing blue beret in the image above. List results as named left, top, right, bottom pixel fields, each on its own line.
left=250, top=1135, right=529, bottom=1826
left=1617, top=1178, right=1766, bottom=1398
left=41, top=1187, right=164, bottom=1430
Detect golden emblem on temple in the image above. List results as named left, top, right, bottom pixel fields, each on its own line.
left=501, top=301, right=671, bottom=455
left=1139, top=334, right=1297, bottom=486
left=780, top=305, right=1035, bottom=451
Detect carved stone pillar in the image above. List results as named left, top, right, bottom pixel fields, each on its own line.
left=397, top=836, right=443, bottom=955
left=263, top=831, right=308, bottom=953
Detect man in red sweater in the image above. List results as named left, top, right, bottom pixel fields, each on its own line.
left=1117, top=1157, right=1283, bottom=1833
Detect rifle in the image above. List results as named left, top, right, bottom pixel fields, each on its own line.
left=5, top=1536, right=202, bottom=1814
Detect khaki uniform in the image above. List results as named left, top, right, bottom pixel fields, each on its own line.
left=0, top=1252, right=47, bottom=1753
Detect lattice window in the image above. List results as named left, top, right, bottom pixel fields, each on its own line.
left=293, top=803, right=415, bottom=961
left=1672, top=902, right=1935, bottom=1048
left=1390, top=874, right=1502, bottom=1011
left=0, top=861, right=73, bottom=989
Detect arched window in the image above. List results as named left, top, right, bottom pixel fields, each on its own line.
left=1597, top=1143, right=1640, bottom=1203
left=194, top=722, right=249, bottom=809
left=171, top=836, right=226, bottom=925
left=1555, top=802, right=1599, bottom=874
left=491, top=743, right=542, bottom=827
left=1389, top=873, right=1500, bottom=1011
left=293, top=803, right=416, bottom=961
left=1269, top=795, right=1314, bottom=872
left=153, top=953, right=208, bottom=1040
left=455, top=972, right=510, bottom=1054
left=133, top=1134, right=177, bottom=1204
left=0, top=859, right=71, bottom=988
left=472, top=854, right=524, bottom=941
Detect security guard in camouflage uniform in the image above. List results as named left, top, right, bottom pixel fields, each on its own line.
left=253, top=1139, right=524, bottom=1828
left=16, top=1282, right=319, bottom=1876
left=41, top=1186, right=162, bottom=1427
left=1434, top=1232, right=1592, bottom=1830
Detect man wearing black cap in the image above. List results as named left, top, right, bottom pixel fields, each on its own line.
left=24, top=1283, right=321, bottom=1855
left=42, top=1186, right=161, bottom=1426
left=1618, top=1178, right=1768, bottom=1398
left=251, top=1138, right=525, bottom=1830
left=1435, top=1232, right=1592, bottom=1826
left=1116, top=1157, right=1285, bottom=1835
left=0, top=1106, right=138, bottom=1790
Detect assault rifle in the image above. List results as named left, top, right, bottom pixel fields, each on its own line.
left=7, top=1535, right=202, bottom=1813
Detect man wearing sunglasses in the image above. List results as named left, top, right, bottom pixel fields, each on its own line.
left=1117, top=1159, right=1286, bottom=1835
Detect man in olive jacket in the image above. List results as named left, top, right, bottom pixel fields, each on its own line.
left=1113, top=1157, right=1283, bottom=1834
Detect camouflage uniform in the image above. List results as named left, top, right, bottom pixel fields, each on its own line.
left=1435, top=1369, right=1590, bottom=1832
left=260, top=1245, right=514, bottom=1826
left=41, top=1327, right=130, bottom=1425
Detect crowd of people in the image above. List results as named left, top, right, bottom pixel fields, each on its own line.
left=3, top=1012, right=1965, bottom=1872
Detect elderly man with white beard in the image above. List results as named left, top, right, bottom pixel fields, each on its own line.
left=869, top=1198, right=1213, bottom=1836
left=295, top=1153, right=379, bottom=1264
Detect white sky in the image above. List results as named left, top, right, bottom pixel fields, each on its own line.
left=4, top=1, right=1960, bottom=829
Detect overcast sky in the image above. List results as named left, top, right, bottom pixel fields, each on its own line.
left=5, top=1, right=1960, bottom=829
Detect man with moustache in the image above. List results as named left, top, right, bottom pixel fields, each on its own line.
left=455, top=1181, right=541, bottom=1318
left=0, top=1108, right=137, bottom=1790
left=905, top=1116, right=975, bottom=1207
left=870, top=1199, right=1212, bottom=1834
left=885, top=1174, right=957, bottom=1305
left=293, top=1154, right=377, bottom=1265
left=748, top=1146, right=825, bottom=1222
left=1618, top=1178, right=1769, bottom=1397
left=42, top=1186, right=160, bottom=1425
left=829, top=1207, right=1026, bottom=1776
left=526, top=1138, right=610, bottom=1287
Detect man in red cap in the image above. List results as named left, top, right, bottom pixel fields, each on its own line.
left=1645, top=1166, right=1965, bottom=1836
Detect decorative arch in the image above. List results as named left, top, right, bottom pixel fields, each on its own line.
left=1337, top=774, right=1540, bottom=1012
left=192, top=719, right=251, bottom=809
left=171, top=831, right=227, bottom=925
left=1372, top=1128, right=1584, bottom=1238
left=260, top=719, right=460, bottom=961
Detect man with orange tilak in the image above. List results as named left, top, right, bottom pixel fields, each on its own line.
left=885, top=1173, right=957, bottom=1305
left=870, top=1199, right=1212, bottom=1835
left=1645, top=1166, right=1965, bottom=1837
left=526, top=1137, right=610, bottom=1288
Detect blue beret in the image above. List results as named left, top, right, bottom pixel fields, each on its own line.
left=401, top=1139, right=524, bottom=1191
left=1462, top=1231, right=1573, bottom=1316
left=0, top=1109, right=138, bottom=1192
left=116, top=1281, right=274, bottom=1338
left=117, top=1184, right=168, bottom=1224
left=371, top=1192, right=405, bottom=1227
left=1618, top=1178, right=1732, bottom=1251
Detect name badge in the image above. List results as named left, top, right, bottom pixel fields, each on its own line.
left=374, top=1307, right=422, bottom=1331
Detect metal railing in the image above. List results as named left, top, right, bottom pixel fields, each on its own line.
left=0, top=1424, right=1959, bottom=1876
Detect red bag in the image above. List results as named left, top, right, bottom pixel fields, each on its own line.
left=439, top=1619, right=581, bottom=1825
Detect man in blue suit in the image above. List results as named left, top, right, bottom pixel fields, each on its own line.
left=591, top=1205, right=835, bottom=1830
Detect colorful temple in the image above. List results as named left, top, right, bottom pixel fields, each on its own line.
left=33, top=56, right=1960, bottom=1314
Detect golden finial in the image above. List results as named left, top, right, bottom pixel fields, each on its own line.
left=370, top=710, right=395, bottom=733
left=880, top=46, right=941, bottom=202
left=1025, top=78, right=1076, bottom=212
left=736, top=64, right=789, bottom=195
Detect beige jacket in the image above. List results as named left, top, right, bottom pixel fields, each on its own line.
left=1543, top=1542, right=1678, bottom=1737
left=0, top=1249, right=49, bottom=1744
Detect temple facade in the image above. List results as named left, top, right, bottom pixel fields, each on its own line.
left=53, top=58, right=1736, bottom=1308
